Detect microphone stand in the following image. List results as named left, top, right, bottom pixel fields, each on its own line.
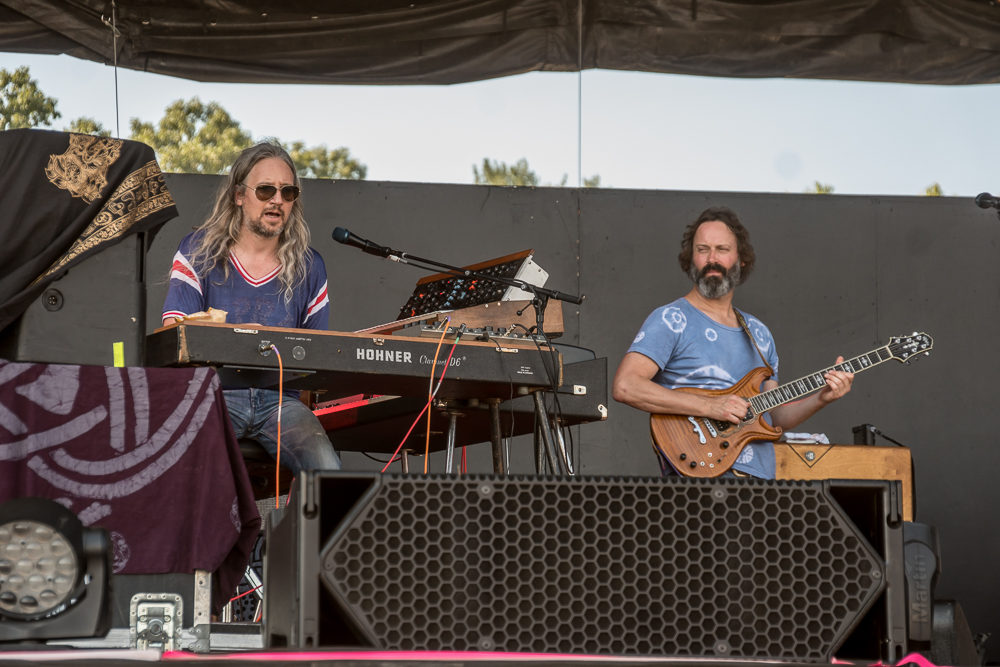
left=370, top=242, right=583, bottom=476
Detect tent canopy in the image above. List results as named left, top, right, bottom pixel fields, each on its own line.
left=2, top=0, right=1000, bottom=86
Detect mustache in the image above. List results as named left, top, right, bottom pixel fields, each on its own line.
left=698, top=263, right=729, bottom=280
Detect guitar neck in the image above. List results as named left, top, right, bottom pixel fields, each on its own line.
left=750, top=344, right=893, bottom=414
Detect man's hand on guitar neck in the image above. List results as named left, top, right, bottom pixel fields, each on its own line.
left=817, top=355, right=854, bottom=404
left=769, top=355, right=854, bottom=429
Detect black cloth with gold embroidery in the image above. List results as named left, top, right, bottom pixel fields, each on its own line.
left=0, top=129, right=178, bottom=333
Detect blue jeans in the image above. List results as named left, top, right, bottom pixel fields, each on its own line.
left=223, top=388, right=342, bottom=475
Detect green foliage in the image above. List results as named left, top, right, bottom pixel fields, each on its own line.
left=128, top=98, right=368, bottom=179
left=923, top=182, right=942, bottom=196
left=0, top=66, right=60, bottom=131
left=473, top=158, right=540, bottom=187
left=473, top=158, right=601, bottom=188
left=805, top=181, right=835, bottom=194
left=284, top=141, right=367, bottom=180
left=66, top=116, right=110, bottom=137
left=129, top=98, right=254, bottom=174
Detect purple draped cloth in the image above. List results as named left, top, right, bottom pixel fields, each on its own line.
left=0, top=359, right=260, bottom=611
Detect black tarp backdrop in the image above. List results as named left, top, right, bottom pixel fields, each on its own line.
left=146, top=174, right=999, bottom=658
left=3, top=0, right=1000, bottom=85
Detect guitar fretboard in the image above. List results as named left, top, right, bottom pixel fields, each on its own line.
left=749, top=345, right=894, bottom=414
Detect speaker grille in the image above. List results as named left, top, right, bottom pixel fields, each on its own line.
left=317, top=475, right=885, bottom=660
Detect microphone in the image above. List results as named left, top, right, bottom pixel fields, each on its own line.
left=975, top=192, right=1000, bottom=209
left=332, top=227, right=393, bottom=258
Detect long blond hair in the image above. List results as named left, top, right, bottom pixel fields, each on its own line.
left=187, top=142, right=312, bottom=301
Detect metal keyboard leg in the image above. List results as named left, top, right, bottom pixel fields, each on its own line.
left=552, top=418, right=574, bottom=475
left=488, top=399, right=505, bottom=474
left=444, top=412, right=458, bottom=473
left=532, top=391, right=565, bottom=475
left=534, top=421, right=546, bottom=474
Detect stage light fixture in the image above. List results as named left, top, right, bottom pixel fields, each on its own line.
left=0, top=497, right=111, bottom=644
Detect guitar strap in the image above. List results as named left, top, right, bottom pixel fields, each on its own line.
left=735, top=309, right=775, bottom=376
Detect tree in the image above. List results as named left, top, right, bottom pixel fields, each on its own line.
left=924, top=183, right=943, bottom=196
left=66, top=117, right=110, bottom=137
left=0, top=66, right=60, bottom=131
left=129, top=98, right=368, bottom=179
left=129, top=98, right=254, bottom=174
left=473, top=158, right=540, bottom=186
left=284, top=141, right=367, bottom=180
left=805, top=181, right=835, bottom=194
left=473, top=157, right=601, bottom=188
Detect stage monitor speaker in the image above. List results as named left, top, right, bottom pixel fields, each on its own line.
left=265, top=473, right=906, bottom=663
left=0, top=233, right=145, bottom=367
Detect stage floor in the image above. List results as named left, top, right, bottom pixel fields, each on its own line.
left=0, top=646, right=943, bottom=667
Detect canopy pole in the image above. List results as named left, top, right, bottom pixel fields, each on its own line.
left=101, top=1, right=122, bottom=137
left=576, top=0, right=583, bottom=187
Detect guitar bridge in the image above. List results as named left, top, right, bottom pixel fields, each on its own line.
left=686, top=416, right=707, bottom=444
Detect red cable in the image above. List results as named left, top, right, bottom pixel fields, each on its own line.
left=380, top=334, right=462, bottom=473
left=228, top=584, right=262, bottom=604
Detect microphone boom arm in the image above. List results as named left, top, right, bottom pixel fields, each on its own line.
left=333, top=227, right=584, bottom=337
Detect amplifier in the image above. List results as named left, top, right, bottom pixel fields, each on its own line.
left=775, top=443, right=914, bottom=520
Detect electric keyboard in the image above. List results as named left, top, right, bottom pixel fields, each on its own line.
left=145, top=321, right=562, bottom=400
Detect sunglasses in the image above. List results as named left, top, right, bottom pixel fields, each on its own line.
left=242, top=183, right=300, bottom=202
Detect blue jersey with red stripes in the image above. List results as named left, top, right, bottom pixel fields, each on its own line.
left=162, top=231, right=329, bottom=330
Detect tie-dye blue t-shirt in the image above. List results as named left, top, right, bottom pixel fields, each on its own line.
left=627, top=297, right=778, bottom=478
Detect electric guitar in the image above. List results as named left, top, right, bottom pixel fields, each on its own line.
left=649, top=332, right=933, bottom=478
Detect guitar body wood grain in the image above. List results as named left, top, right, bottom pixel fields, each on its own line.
left=649, top=366, right=781, bottom=477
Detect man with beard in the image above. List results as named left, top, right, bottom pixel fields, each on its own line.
left=611, top=206, right=853, bottom=478
left=162, top=141, right=340, bottom=475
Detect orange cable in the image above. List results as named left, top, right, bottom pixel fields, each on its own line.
left=430, top=336, right=463, bottom=470
left=272, top=344, right=283, bottom=509
left=381, top=332, right=462, bottom=473
left=423, top=319, right=451, bottom=473
left=380, top=402, right=432, bottom=474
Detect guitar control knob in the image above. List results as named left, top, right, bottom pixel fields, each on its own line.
left=721, top=441, right=729, bottom=449
left=679, top=453, right=687, bottom=460
left=689, top=461, right=697, bottom=469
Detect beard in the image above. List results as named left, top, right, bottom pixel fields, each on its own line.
left=244, top=209, right=285, bottom=239
left=689, top=261, right=741, bottom=299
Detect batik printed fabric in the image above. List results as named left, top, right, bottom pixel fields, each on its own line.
left=0, top=360, right=261, bottom=612
left=162, top=230, right=329, bottom=330
left=627, top=297, right=778, bottom=478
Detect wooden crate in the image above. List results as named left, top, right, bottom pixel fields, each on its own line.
left=774, top=443, right=914, bottom=521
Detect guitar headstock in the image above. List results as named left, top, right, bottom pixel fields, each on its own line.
left=887, top=332, right=933, bottom=362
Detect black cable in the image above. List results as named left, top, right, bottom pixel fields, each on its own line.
left=360, top=451, right=400, bottom=465
left=530, top=334, right=575, bottom=475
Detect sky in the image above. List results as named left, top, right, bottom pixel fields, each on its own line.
left=3, top=52, right=999, bottom=197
